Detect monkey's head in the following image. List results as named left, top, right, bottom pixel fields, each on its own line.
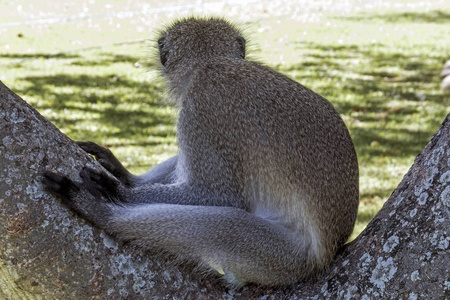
left=157, top=17, right=246, bottom=71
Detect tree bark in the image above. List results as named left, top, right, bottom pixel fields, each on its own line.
left=1, top=80, right=448, bottom=299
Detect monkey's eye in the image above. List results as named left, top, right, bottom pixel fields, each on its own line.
left=158, top=37, right=165, bottom=48
left=158, top=37, right=168, bottom=66
left=237, top=36, right=246, bottom=59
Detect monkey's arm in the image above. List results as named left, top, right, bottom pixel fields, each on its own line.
left=44, top=164, right=240, bottom=206
left=137, top=155, right=178, bottom=185
left=77, top=141, right=178, bottom=187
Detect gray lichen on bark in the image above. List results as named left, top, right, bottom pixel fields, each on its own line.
left=0, top=80, right=449, bottom=299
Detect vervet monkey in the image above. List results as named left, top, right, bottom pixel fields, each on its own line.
left=43, top=17, right=359, bottom=287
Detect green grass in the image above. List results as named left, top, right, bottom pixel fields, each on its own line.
left=1, top=2, right=449, bottom=241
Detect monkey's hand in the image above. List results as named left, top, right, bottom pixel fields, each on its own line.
left=77, top=141, right=135, bottom=187
left=42, top=168, right=125, bottom=226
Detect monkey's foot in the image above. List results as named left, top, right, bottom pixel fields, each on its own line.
left=42, top=169, right=114, bottom=226
left=42, top=170, right=80, bottom=202
left=79, top=166, right=125, bottom=205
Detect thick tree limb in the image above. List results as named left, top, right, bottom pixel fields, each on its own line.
left=1, top=80, right=448, bottom=299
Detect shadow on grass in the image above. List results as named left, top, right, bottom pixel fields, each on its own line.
left=17, top=73, right=174, bottom=142
left=0, top=52, right=82, bottom=66
left=0, top=53, right=81, bottom=59
left=340, top=10, right=450, bottom=24
left=279, top=41, right=448, bottom=166
left=351, top=126, right=434, bottom=160
left=285, top=42, right=444, bottom=82
left=70, top=53, right=152, bottom=67
left=1, top=51, right=154, bottom=68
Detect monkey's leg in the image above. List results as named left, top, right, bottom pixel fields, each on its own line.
left=81, top=166, right=242, bottom=207
left=43, top=171, right=308, bottom=286
left=109, top=204, right=308, bottom=287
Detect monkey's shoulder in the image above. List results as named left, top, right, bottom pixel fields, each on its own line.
left=196, top=58, right=292, bottom=86
left=189, top=58, right=337, bottom=115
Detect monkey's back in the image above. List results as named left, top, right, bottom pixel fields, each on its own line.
left=179, top=57, right=359, bottom=265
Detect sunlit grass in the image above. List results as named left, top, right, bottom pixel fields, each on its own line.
left=1, top=2, right=449, bottom=241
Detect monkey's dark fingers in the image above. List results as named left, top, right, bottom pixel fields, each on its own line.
left=80, top=167, right=106, bottom=199
left=77, top=141, right=129, bottom=181
left=42, top=170, right=79, bottom=201
left=42, top=170, right=64, bottom=192
left=97, top=158, right=116, bottom=173
left=77, top=141, right=113, bottom=160
left=80, top=167, right=122, bottom=204
left=81, top=166, right=118, bottom=188
left=81, top=166, right=103, bottom=181
left=77, top=141, right=103, bottom=153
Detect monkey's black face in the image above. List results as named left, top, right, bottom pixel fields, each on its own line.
left=236, top=36, right=246, bottom=59
left=158, top=37, right=168, bottom=67
left=157, top=17, right=246, bottom=68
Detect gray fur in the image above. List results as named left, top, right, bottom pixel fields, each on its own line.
left=43, top=17, right=359, bottom=287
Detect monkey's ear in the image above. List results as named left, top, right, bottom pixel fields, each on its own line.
left=237, top=36, right=246, bottom=59
left=158, top=37, right=168, bottom=66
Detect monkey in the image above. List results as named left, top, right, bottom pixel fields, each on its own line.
left=42, top=17, right=359, bottom=287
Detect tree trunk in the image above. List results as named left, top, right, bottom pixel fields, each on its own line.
left=1, top=80, right=448, bottom=299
